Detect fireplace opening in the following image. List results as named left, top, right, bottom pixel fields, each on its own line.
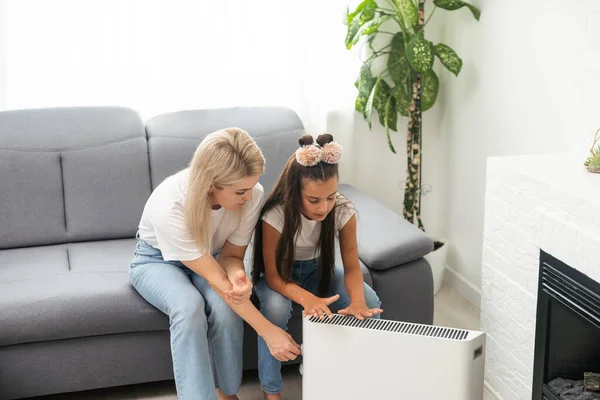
left=532, top=251, right=600, bottom=400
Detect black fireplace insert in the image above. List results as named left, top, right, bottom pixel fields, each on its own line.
left=532, top=251, right=600, bottom=400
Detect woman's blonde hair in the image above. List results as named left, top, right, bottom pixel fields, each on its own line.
left=185, top=127, right=265, bottom=254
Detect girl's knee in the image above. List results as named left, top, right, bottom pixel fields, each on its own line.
left=364, top=284, right=382, bottom=309
left=260, top=291, right=293, bottom=325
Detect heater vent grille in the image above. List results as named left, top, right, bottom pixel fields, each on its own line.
left=307, top=315, right=469, bottom=340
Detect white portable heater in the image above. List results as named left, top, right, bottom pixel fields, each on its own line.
left=302, top=314, right=485, bottom=400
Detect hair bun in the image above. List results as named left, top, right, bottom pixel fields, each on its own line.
left=316, top=133, right=334, bottom=147
left=298, top=134, right=314, bottom=147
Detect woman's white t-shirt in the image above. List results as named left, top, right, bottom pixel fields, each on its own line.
left=138, top=168, right=264, bottom=261
left=262, top=196, right=356, bottom=261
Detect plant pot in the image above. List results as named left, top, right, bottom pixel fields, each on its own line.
left=587, top=165, right=600, bottom=173
left=424, top=238, right=448, bottom=295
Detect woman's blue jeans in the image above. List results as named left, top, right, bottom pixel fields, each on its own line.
left=130, top=240, right=243, bottom=400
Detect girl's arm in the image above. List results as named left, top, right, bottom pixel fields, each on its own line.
left=263, top=221, right=339, bottom=319
left=339, top=214, right=383, bottom=320
left=262, top=221, right=313, bottom=306
left=339, top=214, right=365, bottom=302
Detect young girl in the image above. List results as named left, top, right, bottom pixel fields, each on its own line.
left=252, top=134, right=383, bottom=399
left=130, top=128, right=301, bottom=400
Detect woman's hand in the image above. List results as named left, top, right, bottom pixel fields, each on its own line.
left=263, top=326, right=302, bottom=362
left=225, top=270, right=253, bottom=305
left=301, top=294, right=340, bottom=320
left=338, top=301, right=383, bottom=320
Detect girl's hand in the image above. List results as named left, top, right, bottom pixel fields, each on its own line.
left=225, top=270, right=253, bottom=305
left=338, top=301, right=383, bottom=320
left=302, top=294, right=340, bottom=320
left=263, top=326, right=302, bottom=362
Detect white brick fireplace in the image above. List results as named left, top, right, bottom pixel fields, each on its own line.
left=481, top=154, right=600, bottom=399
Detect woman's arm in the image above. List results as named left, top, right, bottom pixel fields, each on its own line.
left=182, top=254, right=263, bottom=328
left=218, top=240, right=253, bottom=303
left=218, top=240, right=247, bottom=275
left=182, top=254, right=301, bottom=361
left=263, top=221, right=339, bottom=319
left=339, top=214, right=383, bottom=320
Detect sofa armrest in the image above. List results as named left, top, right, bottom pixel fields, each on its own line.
left=370, top=258, right=434, bottom=324
left=339, top=184, right=434, bottom=270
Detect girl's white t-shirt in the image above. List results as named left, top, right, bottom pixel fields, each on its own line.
left=261, top=196, right=356, bottom=261
left=138, top=168, right=264, bottom=261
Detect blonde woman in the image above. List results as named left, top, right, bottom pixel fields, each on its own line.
left=130, top=128, right=301, bottom=400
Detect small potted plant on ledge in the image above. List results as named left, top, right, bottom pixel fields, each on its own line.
left=344, top=0, right=480, bottom=293
left=585, top=129, right=600, bottom=173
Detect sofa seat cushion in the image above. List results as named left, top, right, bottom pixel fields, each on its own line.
left=0, top=239, right=168, bottom=347
left=1, top=238, right=375, bottom=346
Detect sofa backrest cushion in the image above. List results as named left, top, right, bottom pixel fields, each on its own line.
left=145, top=107, right=305, bottom=195
left=0, top=107, right=150, bottom=249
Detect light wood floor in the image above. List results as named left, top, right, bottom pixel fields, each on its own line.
left=31, top=286, right=498, bottom=400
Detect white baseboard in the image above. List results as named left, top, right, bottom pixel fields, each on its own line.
left=443, top=265, right=481, bottom=308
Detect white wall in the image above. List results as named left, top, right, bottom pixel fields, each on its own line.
left=339, top=0, right=600, bottom=305
left=0, top=0, right=356, bottom=125
left=440, top=0, right=600, bottom=300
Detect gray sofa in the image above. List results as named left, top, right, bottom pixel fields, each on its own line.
left=0, top=106, right=434, bottom=400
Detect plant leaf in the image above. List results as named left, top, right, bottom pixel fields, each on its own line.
left=365, top=76, right=382, bottom=129
left=396, top=0, right=418, bottom=29
left=345, top=0, right=378, bottom=49
left=586, top=144, right=600, bottom=167
left=358, top=15, right=392, bottom=38
left=384, top=96, right=397, bottom=153
left=588, top=154, right=600, bottom=169
left=388, top=32, right=412, bottom=86
left=391, top=82, right=412, bottom=117
left=406, top=32, right=434, bottom=73
left=347, top=0, right=378, bottom=25
left=359, top=0, right=377, bottom=24
left=358, top=63, right=374, bottom=94
left=373, top=79, right=391, bottom=112
left=421, top=69, right=439, bottom=112
left=385, top=95, right=398, bottom=133
left=345, top=19, right=362, bottom=49
left=433, top=0, right=481, bottom=21
left=355, top=63, right=374, bottom=115
left=434, top=43, right=462, bottom=76
left=346, top=5, right=357, bottom=25
left=373, top=79, right=397, bottom=131
left=355, top=94, right=368, bottom=114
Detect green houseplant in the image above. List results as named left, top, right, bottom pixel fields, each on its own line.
left=345, top=0, right=480, bottom=231
left=585, top=129, right=600, bottom=173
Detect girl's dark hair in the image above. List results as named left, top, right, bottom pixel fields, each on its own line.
left=252, top=133, right=344, bottom=296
